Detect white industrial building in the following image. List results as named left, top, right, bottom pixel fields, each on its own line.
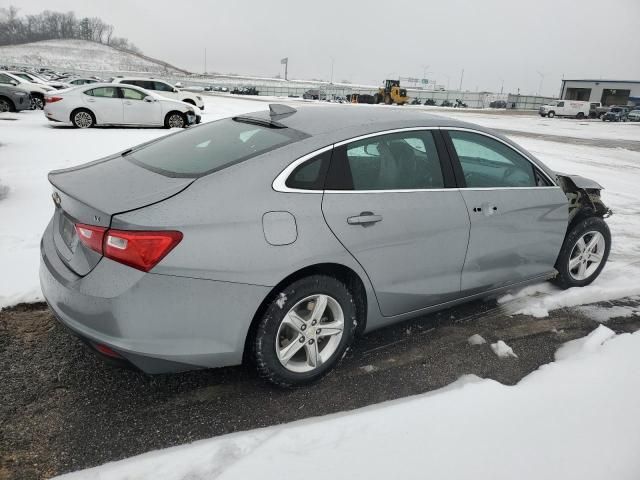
left=560, top=79, right=640, bottom=107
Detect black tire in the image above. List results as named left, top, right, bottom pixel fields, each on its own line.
left=553, top=216, right=611, bottom=289
left=30, top=94, right=44, bottom=110
left=70, top=108, right=95, bottom=128
left=547, top=111, right=555, bottom=118
left=576, top=112, right=585, bottom=119
left=0, top=96, right=14, bottom=113
left=164, top=111, right=186, bottom=128
left=253, top=275, right=357, bottom=388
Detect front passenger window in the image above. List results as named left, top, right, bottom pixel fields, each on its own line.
left=449, top=131, right=537, bottom=188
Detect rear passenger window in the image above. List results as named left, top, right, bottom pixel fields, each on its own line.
left=449, top=131, right=538, bottom=188
left=285, top=150, right=331, bottom=190
left=84, top=87, right=119, bottom=98
left=327, top=131, right=444, bottom=190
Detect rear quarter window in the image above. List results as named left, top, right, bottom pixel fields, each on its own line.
left=127, top=118, right=308, bottom=177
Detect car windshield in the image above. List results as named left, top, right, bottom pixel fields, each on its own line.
left=610, top=108, right=622, bottom=112
left=126, top=117, right=308, bottom=177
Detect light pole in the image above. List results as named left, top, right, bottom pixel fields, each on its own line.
left=536, top=71, right=545, bottom=96
left=204, top=47, right=207, bottom=74
left=330, top=57, right=334, bottom=84
left=458, top=69, right=464, bottom=92
left=499, top=77, right=504, bottom=94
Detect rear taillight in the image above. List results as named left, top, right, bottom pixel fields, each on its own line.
left=46, top=96, right=63, bottom=103
left=75, top=224, right=182, bottom=272
left=104, top=229, right=182, bottom=272
left=75, top=224, right=106, bottom=254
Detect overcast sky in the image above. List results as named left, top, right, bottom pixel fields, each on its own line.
left=3, top=0, right=640, bottom=95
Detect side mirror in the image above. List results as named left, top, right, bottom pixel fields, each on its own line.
left=9, top=80, right=18, bottom=86
left=144, top=96, right=155, bottom=102
left=173, top=88, right=179, bottom=93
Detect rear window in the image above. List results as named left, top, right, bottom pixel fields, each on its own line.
left=127, top=118, right=308, bottom=177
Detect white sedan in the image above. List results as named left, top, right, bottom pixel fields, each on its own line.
left=43, top=83, right=201, bottom=128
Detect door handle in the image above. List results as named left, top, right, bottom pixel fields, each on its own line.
left=473, top=204, right=498, bottom=215
left=347, top=212, right=383, bottom=226
left=86, top=98, right=96, bottom=102
left=124, top=101, right=132, bottom=105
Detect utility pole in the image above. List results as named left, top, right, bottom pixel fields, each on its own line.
left=281, top=57, right=289, bottom=81
left=330, top=57, right=334, bottom=84
left=536, top=71, right=545, bottom=96
left=499, top=78, right=504, bottom=94
left=459, top=69, right=464, bottom=92
left=204, top=48, right=207, bottom=74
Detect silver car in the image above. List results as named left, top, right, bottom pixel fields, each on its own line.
left=40, top=105, right=612, bottom=387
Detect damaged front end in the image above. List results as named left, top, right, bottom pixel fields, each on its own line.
left=556, top=174, right=612, bottom=226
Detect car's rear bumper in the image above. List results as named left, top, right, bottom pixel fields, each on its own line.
left=39, top=219, right=270, bottom=373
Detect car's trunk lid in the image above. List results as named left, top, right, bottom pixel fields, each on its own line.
left=48, top=153, right=194, bottom=276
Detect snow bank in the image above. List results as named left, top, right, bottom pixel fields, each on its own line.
left=55, top=328, right=640, bottom=480
left=0, top=39, right=185, bottom=74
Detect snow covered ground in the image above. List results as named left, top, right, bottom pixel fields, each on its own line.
left=1, top=96, right=639, bottom=314
left=418, top=108, right=640, bottom=142
left=56, top=326, right=640, bottom=480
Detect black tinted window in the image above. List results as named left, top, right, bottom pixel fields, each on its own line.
left=285, top=150, right=331, bottom=190
left=153, top=81, right=174, bottom=92
left=128, top=118, right=307, bottom=177
left=449, top=131, right=537, bottom=188
left=327, top=131, right=444, bottom=190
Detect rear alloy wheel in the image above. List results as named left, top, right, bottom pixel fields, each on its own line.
left=165, top=112, right=186, bottom=128
left=71, top=109, right=94, bottom=128
left=31, top=95, right=44, bottom=110
left=547, top=111, right=555, bottom=118
left=553, top=217, right=611, bottom=289
left=253, top=275, right=357, bottom=387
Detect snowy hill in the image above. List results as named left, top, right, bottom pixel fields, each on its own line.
left=0, top=39, right=189, bottom=75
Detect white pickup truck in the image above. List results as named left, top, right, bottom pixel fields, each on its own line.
left=539, top=100, right=590, bottom=119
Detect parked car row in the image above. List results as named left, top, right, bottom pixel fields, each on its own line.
left=539, top=100, right=639, bottom=121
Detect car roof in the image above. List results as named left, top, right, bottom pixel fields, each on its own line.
left=241, top=104, right=478, bottom=138
left=114, top=77, right=165, bottom=81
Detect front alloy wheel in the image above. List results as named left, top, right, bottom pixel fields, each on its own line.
left=166, top=113, right=185, bottom=128
left=568, top=231, right=605, bottom=281
left=31, top=96, right=44, bottom=110
left=253, top=275, right=357, bottom=387
left=553, top=216, right=611, bottom=289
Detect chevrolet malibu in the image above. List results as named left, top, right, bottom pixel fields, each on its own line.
left=40, top=105, right=611, bottom=387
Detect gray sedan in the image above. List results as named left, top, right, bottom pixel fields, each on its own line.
left=40, top=105, right=611, bottom=387
left=0, top=84, right=31, bottom=112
